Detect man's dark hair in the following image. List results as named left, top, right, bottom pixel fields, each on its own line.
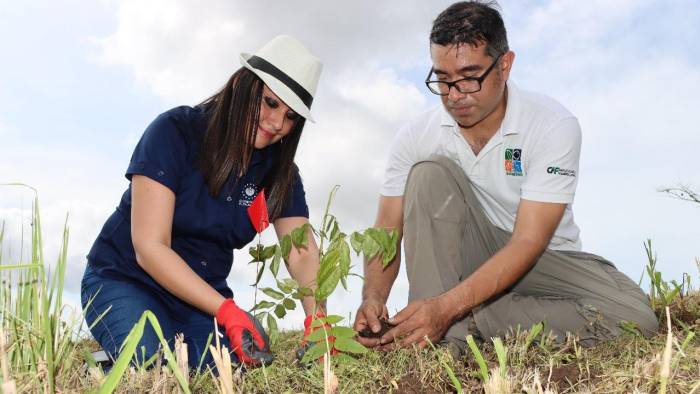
left=430, top=1, right=509, bottom=59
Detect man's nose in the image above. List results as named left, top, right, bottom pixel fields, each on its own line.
left=447, top=85, right=468, bottom=102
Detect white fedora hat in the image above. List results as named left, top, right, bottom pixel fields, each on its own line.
left=240, top=35, right=323, bottom=122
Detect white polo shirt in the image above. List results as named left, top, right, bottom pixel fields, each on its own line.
left=381, top=81, right=582, bottom=251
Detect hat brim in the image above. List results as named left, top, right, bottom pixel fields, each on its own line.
left=240, top=53, right=315, bottom=123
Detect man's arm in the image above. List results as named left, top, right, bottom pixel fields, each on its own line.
left=380, top=199, right=566, bottom=349
left=353, top=195, right=404, bottom=347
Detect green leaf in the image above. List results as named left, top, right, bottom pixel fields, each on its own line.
left=323, top=215, right=336, bottom=235
left=316, top=264, right=341, bottom=301
left=467, top=334, right=489, bottom=383
left=292, top=286, right=314, bottom=299
left=329, top=240, right=351, bottom=272
left=301, top=340, right=331, bottom=364
left=254, top=261, right=266, bottom=285
left=270, top=247, right=282, bottom=278
left=330, top=220, right=340, bottom=242
left=252, top=300, right=275, bottom=310
left=333, top=337, right=368, bottom=354
left=361, top=231, right=381, bottom=259
left=350, top=232, right=364, bottom=255
left=316, top=248, right=341, bottom=300
left=277, top=278, right=299, bottom=294
left=261, top=287, right=284, bottom=300
left=291, top=223, right=310, bottom=250
left=338, top=241, right=352, bottom=289
left=524, top=322, right=543, bottom=351
left=249, top=244, right=264, bottom=261
left=267, top=314, right=279, bottom=345
left=305, top=326, right=330, bottom=342
left=280, top=235, right=292, bottom=261
left=317, top=315, right=344, bottom=326
left=371, top=227, right=391, bottom=250
left=99, top=311, right=190, bottom=394
left=333, top=353, right=358, bottom=364
left=262, top=245, right=277, bottom=260
left=283, top=298, right=296, bottom=310
left=330, top=326, right=356, bottom=339
left=492, top=337, right=508, bottom=378
left=274, top=304, right=286, bottom=319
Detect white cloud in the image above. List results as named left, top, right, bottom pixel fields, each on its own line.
left=85, top=0, right=700, bottom=326
left=3, top=0, right=698, bottom=334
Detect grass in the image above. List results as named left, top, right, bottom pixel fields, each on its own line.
left=1, top=186, right=699, bottom=392
left=59, top=302, right=698, bottom=393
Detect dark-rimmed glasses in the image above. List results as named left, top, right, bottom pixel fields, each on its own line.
left=425, top=53, right=503, bottom=95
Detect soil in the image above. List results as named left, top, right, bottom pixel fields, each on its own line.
left=394, top=373, right=441, bottom=394
left=549, top=363, right=581, bottom=388
left=358, top=317, right=396, bottom=339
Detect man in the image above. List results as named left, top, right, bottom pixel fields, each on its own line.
left=353, top=1, right=657, bottom=352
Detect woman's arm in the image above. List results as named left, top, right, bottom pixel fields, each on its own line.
left=273, top=216, right=323, bottom=316
left=130, top=175, right=225, bottom=316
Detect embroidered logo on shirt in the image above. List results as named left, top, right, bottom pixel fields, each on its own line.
left=239, top=183, right=259, bottom=207
left=547, top=166, right=576, bottom=177
left=504, top=148, right=523, bottom=176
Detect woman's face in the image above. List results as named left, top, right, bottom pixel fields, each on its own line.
left=254, top=85, right=299, bottom=149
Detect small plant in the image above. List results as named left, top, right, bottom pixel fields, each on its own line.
left=466, top=334, right=512, bottom=393
left=0, top=184, right=84, bottom=393
left=642, top=240, right=683, bottom=312
left=247, top=185, right=398, bottom=363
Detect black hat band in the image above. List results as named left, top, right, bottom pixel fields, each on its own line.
left=247, top=55, right=313, bottom=108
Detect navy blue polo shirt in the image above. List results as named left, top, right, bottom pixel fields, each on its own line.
left=87, top=105, right=309, bottom=315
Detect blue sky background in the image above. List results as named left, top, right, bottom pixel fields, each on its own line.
left=1, top=0, right=699, bottom=332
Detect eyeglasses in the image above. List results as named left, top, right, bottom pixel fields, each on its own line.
left=425, top=53, right=503, bottom=96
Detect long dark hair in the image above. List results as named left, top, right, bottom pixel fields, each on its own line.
left=198, top=67, right=306, bottom=220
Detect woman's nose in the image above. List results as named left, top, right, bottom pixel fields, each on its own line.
left=266, top=109, right=285, bottom=131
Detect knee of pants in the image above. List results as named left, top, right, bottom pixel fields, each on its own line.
left=405, top=161, right=468, bottom=218
left=81, top=269, right=175, bottom=366
left=406, top=161, right=455, bottom=196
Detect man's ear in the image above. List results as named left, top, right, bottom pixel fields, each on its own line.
left=500, top=50, right=516, bottom=80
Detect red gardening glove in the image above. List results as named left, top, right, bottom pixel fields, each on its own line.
left=296, top=313, right=338, bottom=362
left=216, top=299, right=273, bottom=366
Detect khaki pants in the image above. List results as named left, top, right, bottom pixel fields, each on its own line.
left=403, top=155, right=658, bottom=348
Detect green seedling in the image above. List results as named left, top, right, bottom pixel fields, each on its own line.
left=248, top=185, right=398, bottom=364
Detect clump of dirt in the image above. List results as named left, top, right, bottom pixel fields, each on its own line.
left=358, top=317, right=396, bottom=339
left=549, top=364, right=581, bottom=388
left=394, top=373, right=441, bottom=394
left=672, top=294, right=700, bottom=326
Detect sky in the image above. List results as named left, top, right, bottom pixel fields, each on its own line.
left=1, top=0, right=699, bottom=333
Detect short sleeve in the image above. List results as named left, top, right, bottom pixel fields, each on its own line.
left=380, top=123, right=417, bottom=196
left=278, top=165, right=309, bottom=218
left=521, top=117, right=582, bottom=204
left=126, top=113, right=188, bottom=193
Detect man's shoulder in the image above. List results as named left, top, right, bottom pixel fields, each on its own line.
left=399, top=104, right=445, bottom=136
left=514, top=84, right=577, bottom=126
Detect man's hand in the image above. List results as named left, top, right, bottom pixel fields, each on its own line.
left=353, top=298, right=389, bottom=347
left=378, top=296, right=454, bottom=350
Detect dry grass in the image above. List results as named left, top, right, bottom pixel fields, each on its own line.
left=7, top=293, right=696, bottom=393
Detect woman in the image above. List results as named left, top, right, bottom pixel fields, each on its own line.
left=81, top=35, right=324, bottom=370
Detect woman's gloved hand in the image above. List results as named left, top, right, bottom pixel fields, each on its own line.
left=296, top=312, right=338, bottom=362
left=216, top=298, right=273, bottom=366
